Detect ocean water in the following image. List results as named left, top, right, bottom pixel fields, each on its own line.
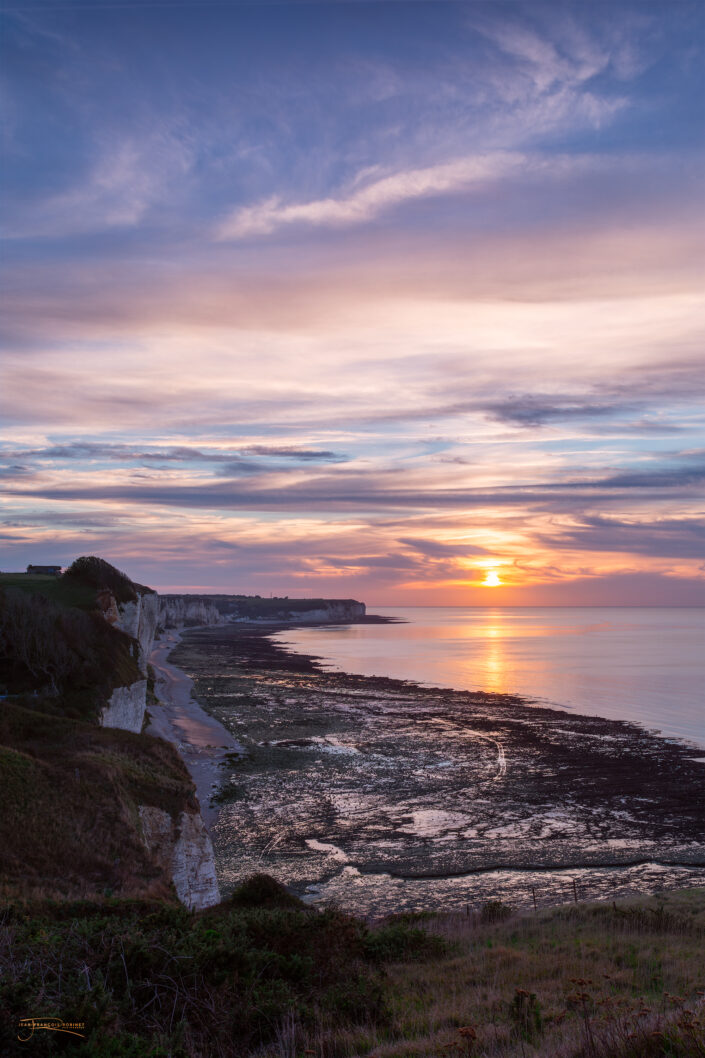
left=271, top=607, right=705, bottom=748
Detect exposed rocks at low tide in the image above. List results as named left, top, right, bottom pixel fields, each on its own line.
left=169, top=624, right=705, bottom=915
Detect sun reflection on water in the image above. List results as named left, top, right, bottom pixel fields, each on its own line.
left=479, top=617, right=505, bottom=692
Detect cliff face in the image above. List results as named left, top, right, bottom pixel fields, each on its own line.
left=115, top=591, right=160, bottom=670
left=159, top=596, right=223, bottom=630
left=0, top=558, right=222, bottom=913
left=100, top=679, right=148, bottom=734
left=0, top=697, right=213, bottom=908
left=91, top=575, right=221, bottom=909
left=138, top=805, right=219, bottom=910
left=159, top=594, right=366, bottom=625
left=99, top=589, right=159, bottom=733
left=264, top=601, right=366, bottom=624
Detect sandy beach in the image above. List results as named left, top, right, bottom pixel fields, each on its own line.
left=148, top=631, right=243, bottom=828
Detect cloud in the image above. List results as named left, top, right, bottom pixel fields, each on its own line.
left=1, top=442, right=344, bottom=466
left=483, top=395, right=635, bottom=427
left=242, top=445, right=343, bottom=461
left=542, top=515, right=705, bottom=559
left=4, top=133, right=194, bottom=240
left=10, top=464, right=702, bottom=514
left=597, top=464, right=705, bottom=490
left=399, top=537, right=490, bottom=557
left=1, top=511, right=125, bottom=529
left=215, top=152, right=527, bottom=239
left=0, top=465, right=32, bottom=479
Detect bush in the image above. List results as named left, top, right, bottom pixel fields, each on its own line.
left=228, top=873, right=305, bottom=910
left=63, top=556, right=153, bottom=604
left=0, top=589, right=140, bottom=717
left=480, top=899, right=513, bottom=924
left=0, top=895, right=390, bottom=1057
left=364, top=921, right=448, bottom=962
left=509, top=988, right=542, bottom=1043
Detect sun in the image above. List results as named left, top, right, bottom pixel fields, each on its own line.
left=483, top=571, right=502, bottom=587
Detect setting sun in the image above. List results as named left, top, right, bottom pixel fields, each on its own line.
left=483, top=571, right=502, bottom=587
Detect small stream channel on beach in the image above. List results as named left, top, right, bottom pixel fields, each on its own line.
left=168, top=624, right=705, bottom=917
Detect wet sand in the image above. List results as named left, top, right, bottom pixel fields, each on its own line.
left=148, top=631, right=244, bottom=828
left=165, top=623, right=705, bottom=914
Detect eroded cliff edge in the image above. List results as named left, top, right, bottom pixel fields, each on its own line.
left=0, top=561, right=370, bottom=911
left=0, top=557, right=219, bottom=911
left=98, top=585, right=159, bottom=733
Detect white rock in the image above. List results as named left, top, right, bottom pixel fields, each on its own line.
left=101, top=679, right=147, bottom=733
left=138, top=805, right=220, bottom=910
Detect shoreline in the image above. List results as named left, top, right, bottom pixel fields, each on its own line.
left=148, top=630, right=244, bottom=829
left=156, top=621, right=705, bottom=914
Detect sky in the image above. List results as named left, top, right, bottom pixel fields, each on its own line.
left=1, top=0, right=703, bottom=604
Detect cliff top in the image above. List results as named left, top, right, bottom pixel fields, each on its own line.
left=64, top=555, right=155, bottom=603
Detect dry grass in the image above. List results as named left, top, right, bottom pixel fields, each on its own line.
left=0, top=879, right=702, bottom=1056
left=256, top=890, right=705, bottom=1058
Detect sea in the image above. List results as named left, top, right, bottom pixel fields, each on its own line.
left=176, top=606, right=705, bottom=914
left=272, top=607, right=705, bottom=748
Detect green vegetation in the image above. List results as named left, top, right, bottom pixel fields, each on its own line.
left=0, top=587, right=140, bottom=718
left=0, top=556, right=154, bottom=717
left=0, top=887, right=703, bottom=1057
left=0, top=572, right=96, bottom=611
left=64, top=556, right=154, bottom=604
left=0, top=700, right=195, bottom=902
left=161, top=593, right=362, bottom=619
left=223, top=595, right=360, bottom=617
left=371, top=890, right=705, bottom=1058
left=2, top=562, right=702, bottom=1057
left=0, top=877, right=442, bottom=1058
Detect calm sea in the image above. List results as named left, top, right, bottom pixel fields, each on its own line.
left=272, top=607, right=705, bottom=748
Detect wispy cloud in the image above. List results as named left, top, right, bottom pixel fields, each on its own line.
left=2, top=1, right=703, bottom=603
left=1, top=442, right=344, bottom=465
left=216, top=152, right=527, bottom=239
left=541, top=515, right=705, bottom=559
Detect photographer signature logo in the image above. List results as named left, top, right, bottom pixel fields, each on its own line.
left=18, top=1016, right=86, bottom=1041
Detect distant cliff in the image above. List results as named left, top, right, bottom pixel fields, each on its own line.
left=159, top=595, right=223, bottom=629
left=159, top=594, right=365, bottom=627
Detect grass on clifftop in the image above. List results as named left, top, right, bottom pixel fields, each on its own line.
left=0, top=567, right=142, bottom=718
left=63, top=555, right=155, bottom=604
left=0, top=884, right=703, bottom=1057
left=0, top=573, right=96, bottom=611
left=0, top=701, right=197, bottom=902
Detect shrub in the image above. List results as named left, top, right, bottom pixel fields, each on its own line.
left=364, top=921, right=448, bottom=962
left=480, top=899, right=513, bottom=924
left=509, top=988, right=542, bottom=1043
left=63, top=556, right=153, bottom=604
left=0, top=895, right=390, bottom=1057
left=228, top=873, right=305, bottom=910
left=0, top=589, right=140, bottom=717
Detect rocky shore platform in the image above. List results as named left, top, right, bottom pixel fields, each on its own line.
left=167, top=623, right=705, bottom=916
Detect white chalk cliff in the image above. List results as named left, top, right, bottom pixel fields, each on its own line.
left=159, top=596, right=223, bottom=630
left=100, top=679, right=148, bottom=733
left=95, top=580, right=220, bottom=909
left=99, top=588, right=159, bottom=734
left=138, top=805, right=219, bottom=911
